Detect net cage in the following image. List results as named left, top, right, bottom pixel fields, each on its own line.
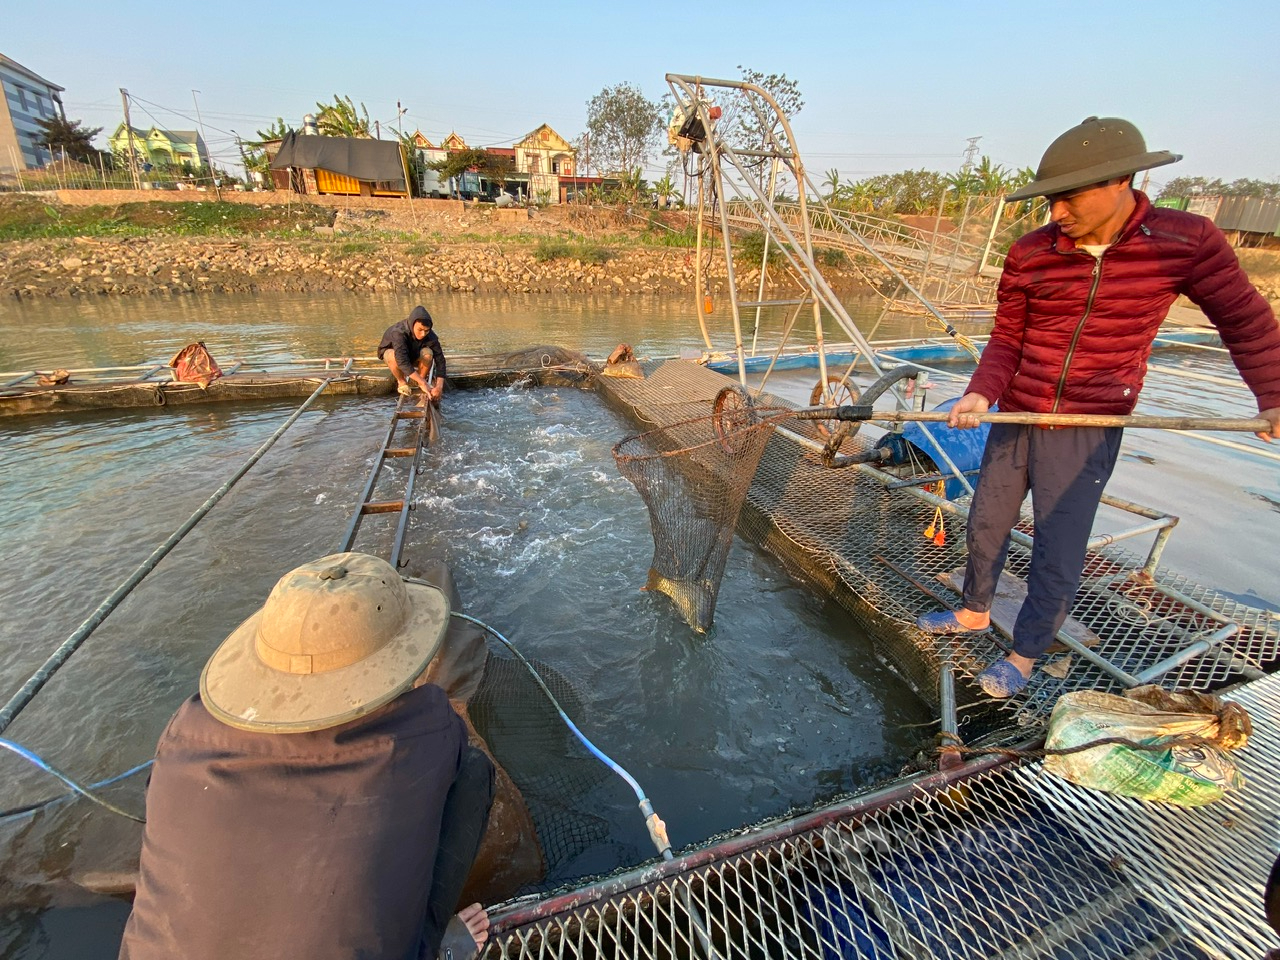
left=474, top=359, right=1280, bottom=959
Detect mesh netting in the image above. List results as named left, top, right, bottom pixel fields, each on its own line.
left=469, top=649, right=622, bottom=894
left=612, top=391, right=776, bottom=632
left=485, top=671, right=1280, bottom=960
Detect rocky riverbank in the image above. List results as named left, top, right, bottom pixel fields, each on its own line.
left=0, top=234, right=881, bottom=299
left=0, top=195, right=883, bottom=299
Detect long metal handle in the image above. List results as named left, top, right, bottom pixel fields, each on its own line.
left=820, top=407, right=1271, bottom=433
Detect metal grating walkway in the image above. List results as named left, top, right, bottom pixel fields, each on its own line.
left=486, top=670, right=1279, bottom=959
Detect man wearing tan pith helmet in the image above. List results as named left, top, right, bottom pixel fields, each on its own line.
left=120, top=553, right=493, bottom=960
left=916, top=117, right=1280, bottom=698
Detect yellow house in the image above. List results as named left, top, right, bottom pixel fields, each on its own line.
left=514, top=124, right=574, bottom=204
left=109, top=124, right=209, bottom=171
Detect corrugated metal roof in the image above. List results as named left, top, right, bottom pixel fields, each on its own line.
left=1212, top=195, right=1280, bottom=234
left=1182, top=194, right=1280, bottom=234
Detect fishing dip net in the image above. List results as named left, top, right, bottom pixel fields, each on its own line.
left=612, top=387, right=780, bottom=631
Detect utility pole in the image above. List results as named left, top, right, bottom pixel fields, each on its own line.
left=374, top=120, right=380, bottom=140
left=231, top=130, right=251, bottom=185
left=191, top=89, right=221, bottom=201
left=962, top=136, right=982, bottom=173
left=120, top=88, right=140, bottom=190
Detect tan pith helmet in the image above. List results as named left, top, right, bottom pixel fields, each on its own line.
left=200, top=552, right=449, bottom=734
left=1005, top=116, right=1181, bottom=201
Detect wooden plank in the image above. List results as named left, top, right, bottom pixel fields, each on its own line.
left=938, top=567, right=1099, bottom=652
left=360, top=501, right=404, bottom=515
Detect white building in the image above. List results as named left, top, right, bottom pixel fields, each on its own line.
left=0, top=54, right=66, bottom=173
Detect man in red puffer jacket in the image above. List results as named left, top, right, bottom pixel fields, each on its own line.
left=917, top=117, right=1280, bottom=698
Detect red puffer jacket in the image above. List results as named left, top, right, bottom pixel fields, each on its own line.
left=967, top=191, right=1280, bottom=416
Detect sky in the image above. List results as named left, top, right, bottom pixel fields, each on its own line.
left=9, top=0, right=1279, bottom=193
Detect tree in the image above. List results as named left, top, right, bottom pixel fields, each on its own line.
left=315, top=95, right=371, bottom=138
left=392, top=130, right=426, bottom=197
left=652, top=173, right=678, bottom=208
left=713, top=66, right=804, bottom=189
left=35, top=116, right=102, bottom=164
left=1158, top=175, right=1280, bottom=200
left=584, top=82, right=663, bottom=179
left=240, top=117, right=291, bottom=181
left=847, top=168, right=949, bottom=214
left=821, top=168, right=843, bottom=202
left=483, top=151, right=514, bottom=196
left=730, top=66, right=803, bottom=151
left=430, top=148, right=489, bottom=198
left=946, top=156, right=1012, bottom=197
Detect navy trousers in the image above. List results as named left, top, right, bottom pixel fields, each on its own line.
left=961, top=424, right=1123, bottom=659
left=420, top=745, right=496, bottom=959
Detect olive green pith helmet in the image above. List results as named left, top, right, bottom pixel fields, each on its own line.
left=1005, top=116, right=1181, bottom=201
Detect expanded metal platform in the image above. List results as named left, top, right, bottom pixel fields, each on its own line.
left=485, top=655, right=1280, bottom=959
left=594, top=360, right=1279, bottom=728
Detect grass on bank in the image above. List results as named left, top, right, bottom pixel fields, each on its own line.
left=0, top=195, right=332, bottom=240
left=534, top=238, right=617, bottom=264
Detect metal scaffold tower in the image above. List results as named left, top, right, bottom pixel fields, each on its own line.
left=665, top=75, right=1035, bottom=365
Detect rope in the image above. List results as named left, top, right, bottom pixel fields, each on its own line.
left=936, top=731, right=1230, bottom=761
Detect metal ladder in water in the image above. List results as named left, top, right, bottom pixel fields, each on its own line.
left=336, top=395, right=439, bottom=567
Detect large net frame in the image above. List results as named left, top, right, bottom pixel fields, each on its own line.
left=612, top=389, right=780, bottom=632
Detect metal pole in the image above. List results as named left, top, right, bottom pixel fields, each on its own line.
left=398, top=141, right=418, bottom=227
left=693, top=166, right=713, bottom=350
left=0, top=379, right=334, bottom=737
left=708, top=143, right=747, bottom=386
left=919, top=184, right=949, bottom=295
left=750, top=156, right=780, bottom=357
left=948, top=194, right=973, bottom=297
left=977, top=197, right=1005, bottom=275
left=120, top=88, right=140, bottom=190
left=191, top=89, right=221, bottom=201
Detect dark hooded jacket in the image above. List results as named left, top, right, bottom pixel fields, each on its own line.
left=967, top=192, right=1280, bottom=415
left=378, top=306, right=447, bottom=381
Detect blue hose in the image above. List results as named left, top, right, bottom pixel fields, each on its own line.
left=0, top=737, right=148, bottom=822
left=448, top=610, right=673, bottom=859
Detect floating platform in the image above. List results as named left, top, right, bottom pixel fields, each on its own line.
left=487, top=670, right=1279, bottom=959
left=0, top=346, right=597, bottom=419
left=703, top=327, right=1223, bottom=376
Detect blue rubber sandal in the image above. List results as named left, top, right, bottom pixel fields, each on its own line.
left=977, top=659, right=1030, bottom=698
left=916, top=610, right=988, bottom=635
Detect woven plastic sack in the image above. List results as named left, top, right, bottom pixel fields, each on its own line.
left=168, top=341, right=223, bottom=388
left=1042, top=687, right=1248, bottom=807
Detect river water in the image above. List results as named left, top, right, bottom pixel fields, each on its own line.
left=1, top=291, right=1277, bottom=958
left=0, top=292, right=936, bottom=958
